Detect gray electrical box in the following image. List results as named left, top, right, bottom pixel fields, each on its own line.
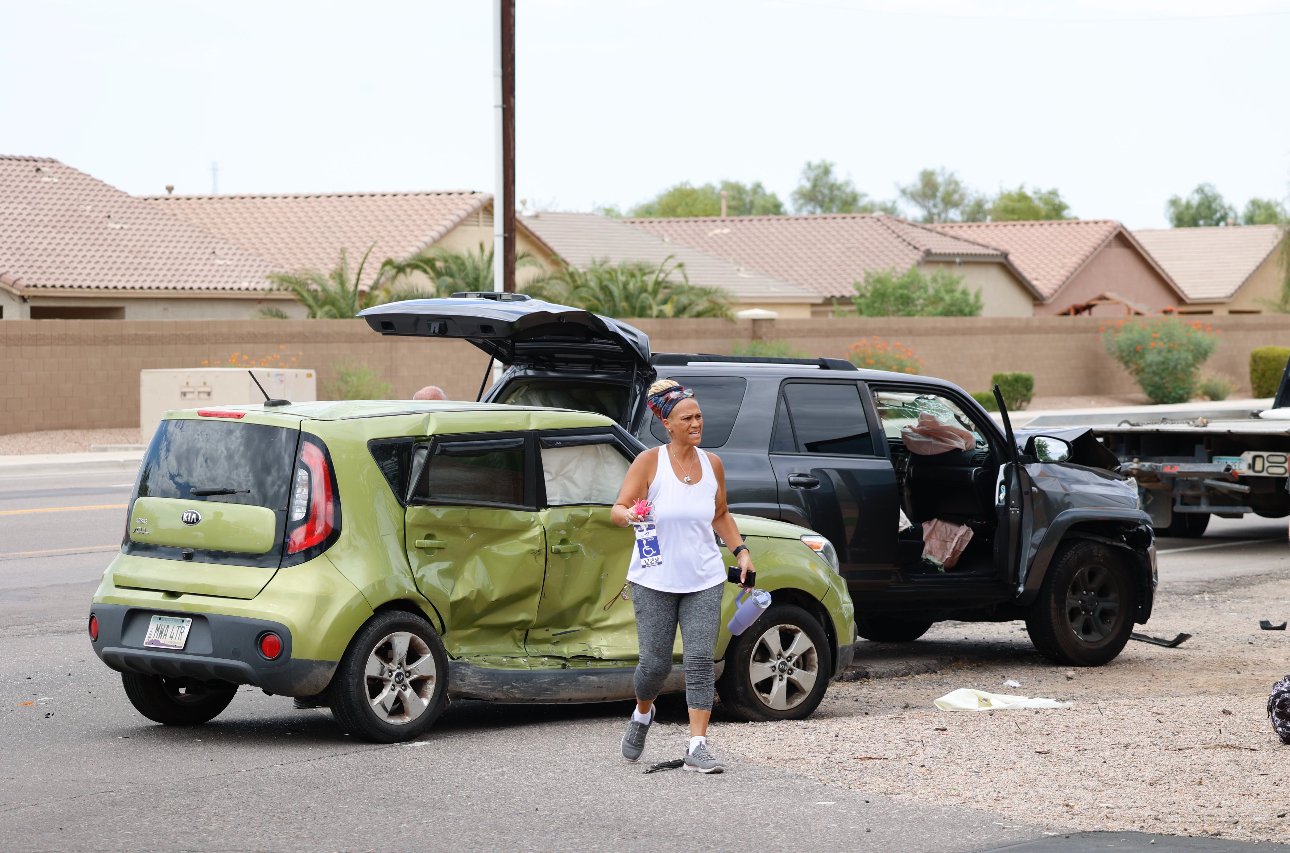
left=139, top=368, right=317, bottom=440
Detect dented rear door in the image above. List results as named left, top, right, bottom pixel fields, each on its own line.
left=525, top=432, right=644, bottom=662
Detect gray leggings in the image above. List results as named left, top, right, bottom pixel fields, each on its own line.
left=631, top=581, right=724, bottom=710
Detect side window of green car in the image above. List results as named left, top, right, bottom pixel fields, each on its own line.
left=539, top=435, right=630, bottom=507
left=409, top=436, right=530, bottom=509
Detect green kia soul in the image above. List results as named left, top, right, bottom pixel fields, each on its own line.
left=89, top=401, right=855, bottom=743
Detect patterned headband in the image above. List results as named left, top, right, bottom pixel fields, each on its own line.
left=646, top=385, right=695, bottom=420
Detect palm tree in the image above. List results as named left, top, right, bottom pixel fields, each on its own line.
left=523, top=256, right=731, bottom=319
left=267, top=246, right=389, bottom=318
left=378, top=243, right=538, bottom=299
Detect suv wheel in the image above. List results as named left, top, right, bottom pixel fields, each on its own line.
left=856, top=614, right=933, bottom=643
left=121, top=673, right=237, bottom=725
left=1025, top=540, right=1135, bottom=667
left=717, top=604, right=830, bottom=722
left=330, top=611, right=449, bottom=743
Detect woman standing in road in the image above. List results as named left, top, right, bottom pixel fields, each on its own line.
left=610, top=379, right=756, bottom=773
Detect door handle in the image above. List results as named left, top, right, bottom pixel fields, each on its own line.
left=414, top=538, right=447, bottom=550
left=788, top=474, right=820, bottom=489
left=550, top=542, right=581, bottom=554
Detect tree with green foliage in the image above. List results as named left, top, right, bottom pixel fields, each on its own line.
left=852, top=267, right=983, bottom=317
left=377, top=243, right=538, bottom=299
left=791, top=160, right=897, bottom=215
left=1166, top=183, right=1237, bottom=227
left=523, top=257, right=731, bottom=319
left=266, top=246, right=389, bottom=318
left=988, top=185, right=1071, bottom=221
left=630, top=180, right=784, bottom=217
left=1242, top=197, right=1287, bottom=225
left=898, top=167, right=971, bottom=223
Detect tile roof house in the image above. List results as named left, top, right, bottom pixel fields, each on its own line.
left=625, top=214, right=1042, bottom=317
left=1, top=154, right=561, bottom=320
left=0, top=155, right=285, bottom=320
left=519, top=211, right=818, bottom=317
left=149, top=191, right=561, bottom=292
left=932, top=220, right=1186, bottom=316
left=1133, top=225, right=1286, bottom=314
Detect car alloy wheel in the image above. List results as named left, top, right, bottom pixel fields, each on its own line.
left=718, top=603, right=831, bottom=721
left=746, top=621, right=820, bottom=712
left=365, top=631, right=438, bottom=725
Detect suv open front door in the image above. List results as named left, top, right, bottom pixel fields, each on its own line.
left=359, top=293, right=655, bottom=433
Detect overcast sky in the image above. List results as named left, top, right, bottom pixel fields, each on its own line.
left=4, top=0, right=1288, bottom=228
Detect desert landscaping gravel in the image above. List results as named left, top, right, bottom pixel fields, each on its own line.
left=721, top=566, right=1290, bottom=843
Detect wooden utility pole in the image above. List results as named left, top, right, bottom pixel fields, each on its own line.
left=493, top=0, right=517, bottom=293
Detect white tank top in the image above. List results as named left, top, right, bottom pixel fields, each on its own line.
left=627, top=446, right=726, bottom=593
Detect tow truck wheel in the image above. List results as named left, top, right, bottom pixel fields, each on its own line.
left=1026, top=540, right=1135, bottom=667
left=1162, top=512, right=1209, bottom=538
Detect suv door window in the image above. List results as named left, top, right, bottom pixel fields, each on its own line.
left=780, top=382, right=875, bottom=456
left=540, top=439, right=630, bottom=506
left=644, top=376, right=747, bottom=448
left=411, top=437, right=529, bottom=508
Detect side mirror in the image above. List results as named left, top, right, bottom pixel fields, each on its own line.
left=1026, top=435, right=1073, bottom=463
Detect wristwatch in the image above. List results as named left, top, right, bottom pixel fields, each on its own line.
left=731, top=544, right=748, bottom=558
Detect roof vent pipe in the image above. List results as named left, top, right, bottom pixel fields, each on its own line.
left=720, top=190, right=728, bottom=218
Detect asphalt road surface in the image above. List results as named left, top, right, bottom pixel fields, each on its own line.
left=2, top=470, right=1285, bottom=852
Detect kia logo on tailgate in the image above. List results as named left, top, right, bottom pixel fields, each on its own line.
left=180, top=510, right=202, bottom=526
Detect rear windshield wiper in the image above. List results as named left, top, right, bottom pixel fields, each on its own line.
left=190, top=487, right=251, bottom=497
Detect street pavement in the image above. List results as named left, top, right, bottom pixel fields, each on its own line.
left=2, top=468, right=1287, bottom=851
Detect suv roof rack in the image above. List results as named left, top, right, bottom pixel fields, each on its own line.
left=652, top=352, right=857, bottom=371
left=448, top=291, right=532, bottom=301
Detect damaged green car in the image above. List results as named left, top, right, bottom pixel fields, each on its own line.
left=89, top=402, right=855, bottom=743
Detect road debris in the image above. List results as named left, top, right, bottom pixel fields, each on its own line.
left=1258, top=620, right=1286, bottom=631
left=1130, top=631, right=1191, bottom=648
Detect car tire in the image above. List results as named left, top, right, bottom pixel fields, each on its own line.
left=1162, top=511, right=1209, bottom=538
left=1025, top=540, right=1135, bottom=667
left=330, top=611, right=449, bottom=743
left=856, top=613, right=933, bottom=643
left=121, top=673, right=237, bottom=726
left=717, top=604, right=831, bottom=722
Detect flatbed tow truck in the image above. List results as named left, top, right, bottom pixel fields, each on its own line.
left=1091, top=360, right=1290, bottom=537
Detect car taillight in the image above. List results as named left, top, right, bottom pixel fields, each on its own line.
left=258, top=631, right=283, bottom=660
left=88, top=614, right=99, bottom=642
left=286, top=440, right=337, bottom=555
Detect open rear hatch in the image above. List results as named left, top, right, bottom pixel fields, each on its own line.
left=360, top=293, right=654, bottom=430
left=113, top=416, right=300, bottom=599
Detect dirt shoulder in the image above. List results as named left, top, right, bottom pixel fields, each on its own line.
left=723, top=570, right=1290, bottom=843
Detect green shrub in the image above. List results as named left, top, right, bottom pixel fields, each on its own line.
left=1198, top=374, right=1233, bottom=401
left=325, top=361, right=393, bottom=400
left=991, top=372, right=1034, bottom=411
left=1103, top=319, right=1216, bottom=404
left=1249, top=346, right=1290, bottom=397
left=845, top=337, right=922, bottom=374
left=731, top=340, right=808, bottom=358
left=852, top=267, right=983, bottom=317
left=971, top=391, right=1000, bottom=411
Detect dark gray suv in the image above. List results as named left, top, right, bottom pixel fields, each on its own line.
left=362, top=294, right=1157, bottom=666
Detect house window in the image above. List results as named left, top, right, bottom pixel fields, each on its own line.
left=29, top=306, right=126, bottom=319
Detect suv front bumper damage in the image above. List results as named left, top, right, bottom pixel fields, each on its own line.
left=90, top=604, right=335, bottom=697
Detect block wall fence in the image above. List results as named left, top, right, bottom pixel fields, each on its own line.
left=2, top=315, right=1289, bottom=436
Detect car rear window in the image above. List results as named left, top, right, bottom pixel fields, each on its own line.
left=644, top=376, right=747, bottom=448
left=135, top=419, right=297, bottom=510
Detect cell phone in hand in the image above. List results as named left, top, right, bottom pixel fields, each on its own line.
left=727, top=565, right=755, bottom=587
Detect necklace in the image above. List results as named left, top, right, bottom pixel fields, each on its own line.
left=670, top=447, right=698, bottom=484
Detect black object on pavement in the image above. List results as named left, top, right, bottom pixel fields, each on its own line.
left=643, top=758, right=685, bottom=774
left=1259, top=620, right=1287, bottom=631
left=1129, top=631, right=1191, bottom=648
left=1268, top=675, right=1290, bottom=744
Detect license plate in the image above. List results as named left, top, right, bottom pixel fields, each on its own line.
left=143, top=615, right=192, bottom=650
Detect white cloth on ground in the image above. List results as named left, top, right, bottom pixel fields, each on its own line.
left=934, top=688, right=1072, bottom=711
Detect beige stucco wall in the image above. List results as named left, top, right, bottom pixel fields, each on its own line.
left=1224, top=248, right=1288, bottom=313
left=9, top=314, right=1290, bottom=435
left=923, top=260, right=1035, bottom=317
left=0, top=289, right=23, bottom=320
left=1036, top=233, right=1183, bottom=317
left=13, top=294, right=306, bottom=321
